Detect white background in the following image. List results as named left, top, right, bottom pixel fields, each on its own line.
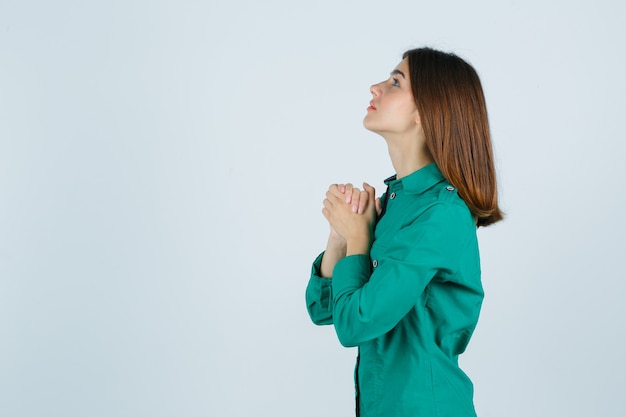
left=1, top=1, right=625, bottom=416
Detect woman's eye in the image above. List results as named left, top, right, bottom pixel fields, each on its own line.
left=392, top=78, right=400, bottom=87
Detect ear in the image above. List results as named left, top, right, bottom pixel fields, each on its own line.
left=413, top=108, right=421, bottom=126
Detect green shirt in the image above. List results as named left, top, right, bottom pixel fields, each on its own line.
left=306, top=163, right=483, bottom=417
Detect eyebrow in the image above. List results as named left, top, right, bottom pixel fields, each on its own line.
left=391, top=69, right=406, bottom=79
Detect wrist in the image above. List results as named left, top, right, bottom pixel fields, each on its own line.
left=327, top=233, right=347, bottom=251
left=345, top=232, right=372, bottom=256
left=321, top=234, right=347, bottom=279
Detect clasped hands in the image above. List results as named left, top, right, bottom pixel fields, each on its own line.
left=322, top=183, right=382, bottom=255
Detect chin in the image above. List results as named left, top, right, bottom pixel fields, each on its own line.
left=363, top=120, right=382, bottom=135
left=363, top=117, right=376, bottom=132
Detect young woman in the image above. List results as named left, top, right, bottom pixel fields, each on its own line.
left=305, top=47, right=503, bottom=417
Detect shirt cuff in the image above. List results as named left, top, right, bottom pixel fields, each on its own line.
left=306, top=252, right=334, bottom=322
left=332, top=254, right=371, bottom=299
left=310, top=252, right=325, bottom=278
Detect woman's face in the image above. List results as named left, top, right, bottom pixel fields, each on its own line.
left=363, top=58, right=421, bottom=137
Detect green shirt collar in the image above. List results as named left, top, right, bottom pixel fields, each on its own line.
left=384, top=163, right=446, bottom=195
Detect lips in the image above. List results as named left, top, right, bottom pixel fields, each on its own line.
left=368, top=101, right=377, bottom=110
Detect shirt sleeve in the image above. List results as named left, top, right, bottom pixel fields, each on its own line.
left=330, top=202, right=470, bottom=347
left=305, top=252, right=334, bottom=325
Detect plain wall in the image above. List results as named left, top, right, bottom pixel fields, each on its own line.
left=1, top=1, right=625, bottom=416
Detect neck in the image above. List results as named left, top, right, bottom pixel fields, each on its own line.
left=385, top=134, right=433, bottom=179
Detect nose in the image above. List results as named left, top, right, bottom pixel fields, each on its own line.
left=370, top=82, right=382, bottom=97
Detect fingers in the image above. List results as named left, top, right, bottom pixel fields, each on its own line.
left=357, top=190, right=369, bottom=214
left=375, top=197, right=382, bottom=216
left=325, top=186, right=354, bottom=210
left=325, top=190, right=340, bottom=208
left=343, top=183, right=353, bottom=203
left=325, top=182, right=376, bottom=216
left=321, top=206, right=330, bottom=220
left=323, top=195, right=333, bottom=209
left=327, top=184, right=343, bottom=200
left=350, top=188, right=362, bottom=212
left=363, top=182, right=376, bottom=214
left=327, top=183, right=360, bottom=205
left=328, top=183, right=354, bottom=204
left=363, top=182, right=376, bottom=200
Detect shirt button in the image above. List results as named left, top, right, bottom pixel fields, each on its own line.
left=446, top=186, right=455, bottom=191
left=389, top=192, right=396, bottom=199
left=372, top=260, right=378, bottom=268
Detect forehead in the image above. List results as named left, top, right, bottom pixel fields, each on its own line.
left=394, top=58, right=409, bottom=72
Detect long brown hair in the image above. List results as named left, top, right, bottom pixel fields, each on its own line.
left=403, top=47, right=503, bottom=227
